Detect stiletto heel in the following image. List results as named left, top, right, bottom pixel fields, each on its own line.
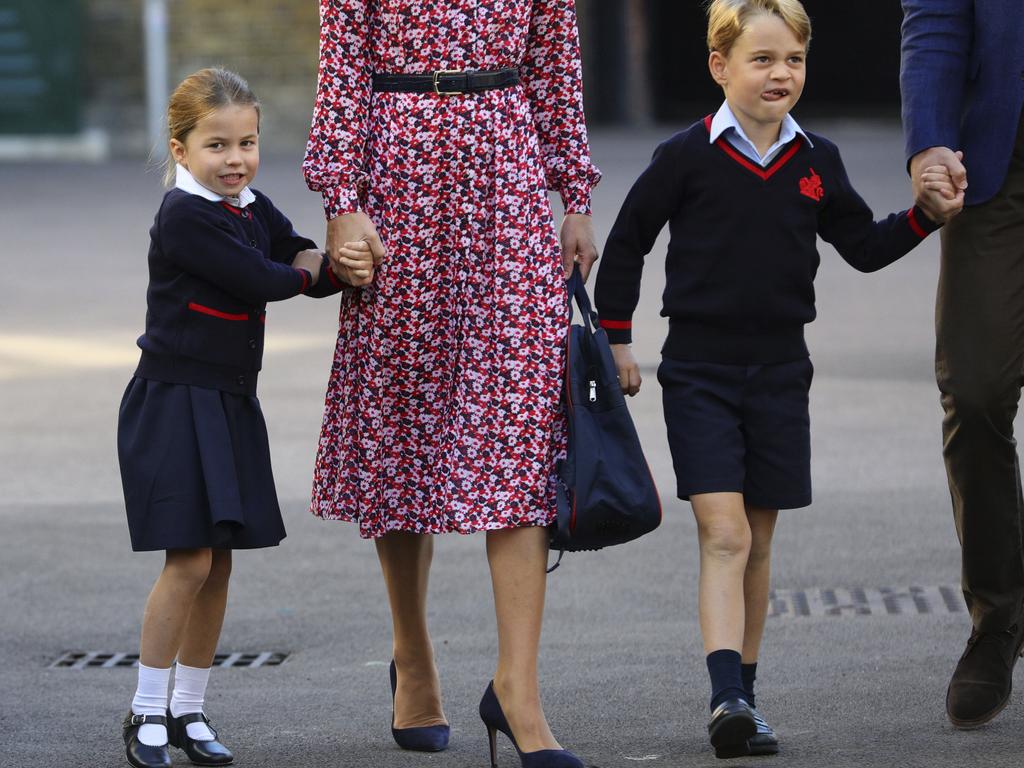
left=487, top=724, right=499, bottom=768
left=389, top=660, right=450, bottom=752
left=477, top=681, right=584, bottom=768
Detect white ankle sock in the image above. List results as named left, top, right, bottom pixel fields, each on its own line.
left=131, top=663, right=170, bottom=746
left=170, top=663, right=216, bottom=741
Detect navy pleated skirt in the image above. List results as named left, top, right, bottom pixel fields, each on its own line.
left=117, top=377, right=286, bottom=551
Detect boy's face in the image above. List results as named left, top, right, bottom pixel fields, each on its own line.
left=171, top=104, right=260, bottom=197
left=709, top=13, right=807, bottom=132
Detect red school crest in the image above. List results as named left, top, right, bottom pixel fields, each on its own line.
left=799, top=168, right=824, bottom=201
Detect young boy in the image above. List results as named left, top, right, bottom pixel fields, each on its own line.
left=594, top=0, right=962, bottom=759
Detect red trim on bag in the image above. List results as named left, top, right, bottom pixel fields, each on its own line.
left=907, top=207, right=928, bottom=239
left=187, top=302, right=249, bottom=321
left=599, top=318, right=632, bottom=330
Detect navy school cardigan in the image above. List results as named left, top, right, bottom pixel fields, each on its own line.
left=594, top=116, right=942, bottom=364
left=134, top=188, right=346, bottom=395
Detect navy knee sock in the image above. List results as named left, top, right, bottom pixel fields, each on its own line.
left=741, top=662, right=757, bottom=708
left=707, top=649, right=747, bottom=711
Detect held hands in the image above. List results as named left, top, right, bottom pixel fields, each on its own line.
left=326, top=212, right=386, bottom=288
left=561, top=213, right=599, bottom=281
left=911, top=147, right=967, bottom=225
left=610, top=343, right=642, bottom=397
left=291, top=249, right=323, bottom=286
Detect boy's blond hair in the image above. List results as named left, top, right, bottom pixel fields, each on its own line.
left=706, top=0, right=812, bottom=56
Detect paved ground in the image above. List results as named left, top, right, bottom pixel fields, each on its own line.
left=2, top=120, right=1023, bottom=768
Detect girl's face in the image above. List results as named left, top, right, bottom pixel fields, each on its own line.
left=709, top=13, right=807, bottom=131
left=171, top=104, right=260, bottom=197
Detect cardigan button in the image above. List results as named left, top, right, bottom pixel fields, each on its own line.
left=249, top=239, right=257, bottom=247
left=248, top=339, right=257, bottom=349
left=236, top=375, right=246, bottom=386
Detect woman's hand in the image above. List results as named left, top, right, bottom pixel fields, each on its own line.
left=560, top=213, right=599, bottom=281
left=326, top=212, right=386, bottom=288
left=610, top=343, right=641, bottom=396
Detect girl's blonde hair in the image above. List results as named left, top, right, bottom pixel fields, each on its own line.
left=163, top=67, right=261, bottom=185
left=706, top=0, right=812, bottom=57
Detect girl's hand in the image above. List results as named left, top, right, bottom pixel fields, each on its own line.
left=611, top=343, right=641, bottom=397
left=326, top=212, right=386, bottom=287
left=292, top=249, right=323, bottom=285
left=560, top=213, right=599, bottom=281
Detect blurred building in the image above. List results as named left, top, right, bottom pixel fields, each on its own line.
left=1, top=0, right=904, bottom=157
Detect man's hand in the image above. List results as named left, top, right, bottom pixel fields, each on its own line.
left=611, top=343, right=642, bottom=397
left=560, top=213, right=599, bottom=281
left=326, top=212, right=386, bottom=288
left=910, top=146, right=967, bottom=223
left=917, top=164, right=965, bottom=224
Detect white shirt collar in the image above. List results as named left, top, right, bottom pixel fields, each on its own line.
left=174, top=164, right=256, bottom=208
left=709, top=101, right=812, bottom=166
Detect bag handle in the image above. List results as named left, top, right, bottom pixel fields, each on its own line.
left=566, top=265, right=599, bottom=331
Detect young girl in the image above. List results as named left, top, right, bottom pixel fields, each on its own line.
left=594, top=0, right=963, bottom=760
left=117, top=68, right=371, bottom=768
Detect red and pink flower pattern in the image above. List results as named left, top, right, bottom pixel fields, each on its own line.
left=304, top=0, right=601, bottom=538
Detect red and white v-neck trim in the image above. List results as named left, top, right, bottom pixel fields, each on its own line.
left=703, top=114, right=804, bottom=181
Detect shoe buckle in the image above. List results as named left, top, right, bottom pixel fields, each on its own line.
left=130, top=714, right=146, bottom=726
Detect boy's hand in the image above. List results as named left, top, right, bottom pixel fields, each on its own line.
left=561, top=214, right=599, bottom=281
left=611, top=343, right=642, bottom=397
left=910, top=148, right=966, bottom=225
left=917, top=164, right=965, bottom=224
left=292, top=249, right=323, bottom=285
left=326, top=212, right=385, bottom=288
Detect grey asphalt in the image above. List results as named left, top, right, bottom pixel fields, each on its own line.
left=2, top=121, right=1022, bottom=768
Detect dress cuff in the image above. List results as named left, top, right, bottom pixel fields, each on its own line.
left=560, top=183, right=593, bottom=216
left=322, top=186, right=361, bottom=220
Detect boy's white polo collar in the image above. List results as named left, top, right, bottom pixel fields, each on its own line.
left=174, top=164, right=256, bottom=208
left=709, top=101, right=812, bottom=167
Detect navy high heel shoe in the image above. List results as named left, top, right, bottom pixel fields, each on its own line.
left=478, top=681, right=584, bottom=768
left=389, top=660, right=450, bottom=752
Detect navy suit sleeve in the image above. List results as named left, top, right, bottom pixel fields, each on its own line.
left=594, top=138, right=685, bottom=344
left=817, top=143, right=940, bottom=273
left=900, top=0, right=974, bottom=163
left=158, top=198, right=308, bottom=304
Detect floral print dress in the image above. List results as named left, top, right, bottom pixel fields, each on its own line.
left=303, top=0, right=601, bottom=538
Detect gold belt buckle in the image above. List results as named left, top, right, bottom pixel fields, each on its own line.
left=433, top=70, right=464, bottom=96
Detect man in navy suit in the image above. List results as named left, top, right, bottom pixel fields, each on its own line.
left=901, top=0, right=1024, bottom=729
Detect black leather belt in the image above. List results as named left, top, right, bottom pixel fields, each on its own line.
left=372, top=68, right=520, bottom=95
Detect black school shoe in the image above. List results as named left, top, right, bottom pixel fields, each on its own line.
left=122, top=712, right=171, bottom=768
left=167, top=711, right=235, bottom=766
left=747, top=708, right=779, bottom=756
left=946, top=623, right=1024, bottom=729
left=707, top=699, right=757, bottom=759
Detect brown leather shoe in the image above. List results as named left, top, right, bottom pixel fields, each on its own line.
left=946, top=623, right=1024, bottom=729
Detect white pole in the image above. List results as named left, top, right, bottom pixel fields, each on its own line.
left=143, top=0, right=169, bottom=155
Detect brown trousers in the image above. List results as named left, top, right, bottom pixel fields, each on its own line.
left=937, top=115, right=1024, bottom=632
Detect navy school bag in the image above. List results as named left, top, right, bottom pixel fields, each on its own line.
left=549, top=268, right=662, bottom=569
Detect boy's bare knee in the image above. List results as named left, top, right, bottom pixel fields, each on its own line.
left=700, top=521, right=752, bottom=562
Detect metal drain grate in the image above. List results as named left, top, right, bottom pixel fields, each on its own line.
left=768, top=586, right=965, bottom=618
left=50, top=651, right=288, bottom=669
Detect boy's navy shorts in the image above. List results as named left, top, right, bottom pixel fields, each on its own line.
left=657, top=356, right=813, bottom=510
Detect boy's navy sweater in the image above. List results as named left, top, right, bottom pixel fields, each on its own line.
left=594, top=117, right=940, bottom=364
left=135, top=188, right=345, bottom=395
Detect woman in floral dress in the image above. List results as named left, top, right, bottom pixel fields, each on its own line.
left=303, top=1, right=600, bottom=762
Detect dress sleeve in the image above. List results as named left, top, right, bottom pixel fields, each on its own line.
left=303, top=0, right=373, bottom=221
left=519, top=0, right=602, bottom=215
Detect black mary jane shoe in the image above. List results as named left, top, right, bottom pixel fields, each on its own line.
left=707, top=699, right=757, bottom=760
left=747, top=707, right=779, bottom=756
left=167, top=711, right=235, bottom=766
left=122, top=712, right=171, bottom=768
